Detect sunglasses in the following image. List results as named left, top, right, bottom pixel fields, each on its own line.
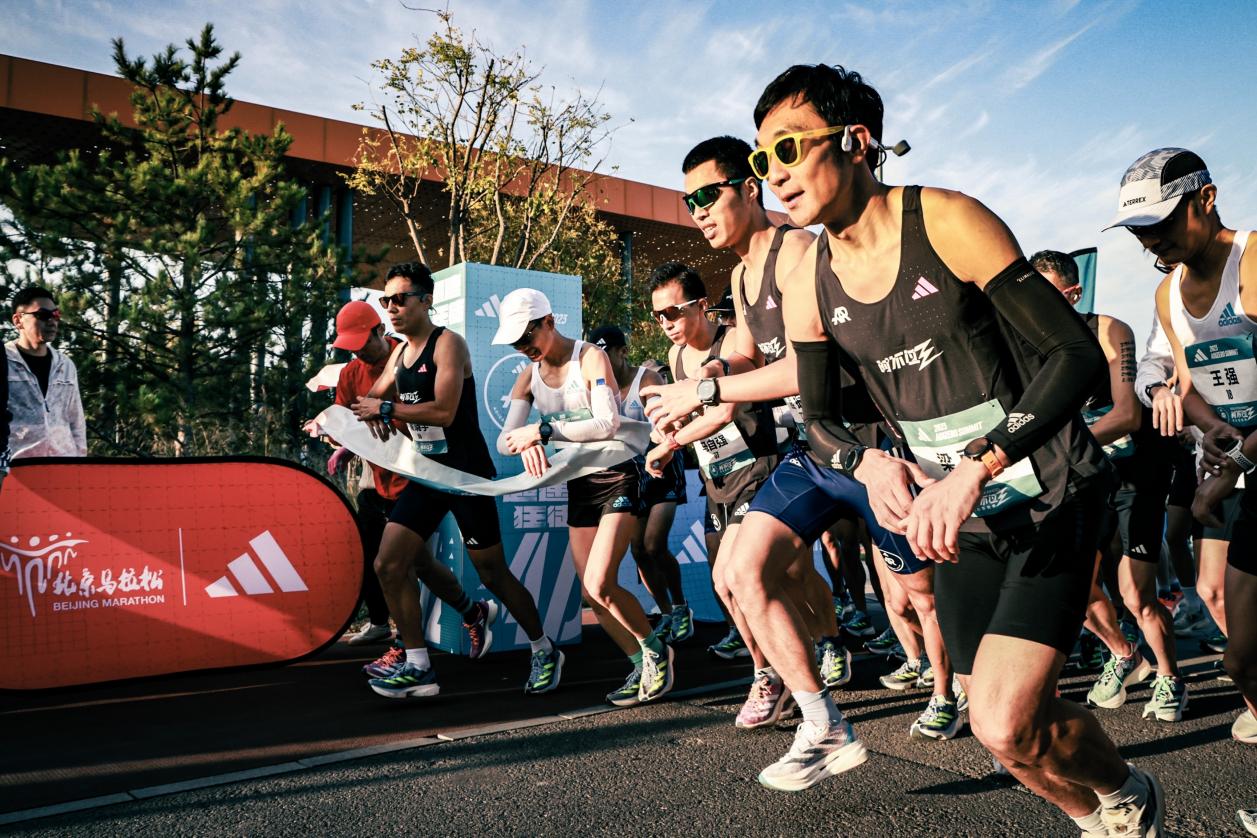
left=704, top=308, right=733, bottom=323
left=652, top=299, right=702, bottom=323
left=682, top=178, right=748, bottom=214
left=1127, top=195, right=1192, bottom=239
left=748, top=125, right=848, bottom=179
left=511, top=321, right=543, bottom=351
left=379, top=291, right=427, bottom=309
left=20, top=308, right=61, bottom=322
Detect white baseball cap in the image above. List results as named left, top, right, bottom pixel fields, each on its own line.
left=491, top=288, right=553, bottom=344
left=1102, top=147, right=1212, bottom=231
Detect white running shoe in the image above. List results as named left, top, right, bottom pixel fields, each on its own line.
left=1100, top=764, right=1164, bottom=838
left=756, top=718, right=868, bottom=792
left=345, top=623, right=392, bottom=645
left=1234, top=709, right=1257, bottom=744
left=1238, top=809, right=1257, bottom=836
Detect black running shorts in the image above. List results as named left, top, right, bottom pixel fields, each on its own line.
left=1226, top=489, right=1257, bottom=575
left=389, top=481, right=502, bottom=549
left=1200, top=487, right=1244, bottom=541
left=567, top=461, right=642, bottom=527
left=638, top=454, right=687, bottom=512
left=1098, top=481, right=1167, bottom=563
left=704, top=474, right=765, bottom=535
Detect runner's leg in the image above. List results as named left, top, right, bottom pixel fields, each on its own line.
left=569, top=524, right=640, bottom=657
left=1198, top=539, right=1230, bottom=635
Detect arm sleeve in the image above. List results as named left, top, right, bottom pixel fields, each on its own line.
left=496, top=399, right=533, bottom=455
left=793, top=339, right=867, bottom=469
left=983, top=259, right=1106, bottom=463
left=549, top=380, right=621, bottom=443
left=1136, top=307, right=1174, bottom=408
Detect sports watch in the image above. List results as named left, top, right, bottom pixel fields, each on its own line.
left=961, top=437, right=1005, bottom=479
left=538, top=421, right=553, bottom=446
left=1144, top=381, right=1168, bottom=401
left=841, top=444, right=869, bottom=473
left=379, top=400, right=394, bottom=422
left=696, top=378, right=721, bottom=407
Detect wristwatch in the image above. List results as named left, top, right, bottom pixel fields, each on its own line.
left=841, top=444, right=868, bottom=473
left=1222, top=436, right=1257, bottom=473
left=696, top=378, right=721, bottom=407
left=538, top=421, right=553, bottom=446
left=961, top=437, right=1005, bottom=479
left=379, top=400, right=394, bottom=422
left=1144, top=381, right=1167, bottom=401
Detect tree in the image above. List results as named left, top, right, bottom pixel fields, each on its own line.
left=0, top=25, right=354, bottom=457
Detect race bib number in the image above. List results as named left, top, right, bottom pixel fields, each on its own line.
left=1185, top=335, right=1257, bottom=428
left=1082, top=405, right=1134, bottom=460
left=409, top=423, right=448, bottom=456
left=694, top=422, right=755, bottom=479
left=900, top=399, right=1044, bottom=517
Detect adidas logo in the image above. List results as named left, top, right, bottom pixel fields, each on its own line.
left=1129, top=544, right=1148, bottom=555
left=474, top=295, right=502, bottom=318
left=205, top=531, right=308, bottom=598
left=1219, top=302, right=1242, bottom=327
left=1007, top=412, right=1035, bottom=433
left=417, top=364, right=428, bottom=373
left=911, top=276, right=939, bottom=300
left=1194, top=348, right=1209, bottom=363
left=765, top=296, right=778, bottom=310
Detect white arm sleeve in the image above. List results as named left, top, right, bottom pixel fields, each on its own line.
left=550, top=380, right=621, bottom=443
left=1136, top=307, right=1175, bottom=408
left=496, top=398, right=534, bottom=455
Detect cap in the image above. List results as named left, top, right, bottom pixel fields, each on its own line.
left=491, top=288, right=553, bottom=344
left=588, top=325, right=626, bottom=350
left=332, top=300, right=382, bottom=351
left=705, top=285, right=735, bottom=316
left=1103, top=148, right=1211, bottom=231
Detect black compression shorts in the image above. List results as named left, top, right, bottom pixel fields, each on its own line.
left=568, top=461, right=642, bottom=527
left=389, top=481, right=502, bottom=549
left=1226, top=489, right=1257, bottom=575
left=1099, top=481, right=1167, bottom=563
left=704, top=473, right=765, bottom=535
left=638, top=455, right=687, bottom=512
left=1167, top=443, right=1198, bottom=509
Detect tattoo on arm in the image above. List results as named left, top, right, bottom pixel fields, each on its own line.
left=1119, top=339, right=1136, bottom=383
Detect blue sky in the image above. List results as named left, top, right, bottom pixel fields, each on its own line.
left=4, top=0, right=1256, bottom=342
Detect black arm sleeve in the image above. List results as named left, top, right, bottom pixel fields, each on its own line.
left=983, top=258, right=1105, bottom=464
left=793, top=339, right=866, bottom=469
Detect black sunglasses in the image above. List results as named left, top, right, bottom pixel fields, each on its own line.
left=511, top=320, right=543, bottom=351
left=682, top=178, right=747, bottom=215
left=379, top=291, right=427, bottom=309
left=20, top=308, right=61, bottom=322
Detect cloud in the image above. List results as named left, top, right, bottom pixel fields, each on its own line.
left=1004, top=20, right=1097, bottom=91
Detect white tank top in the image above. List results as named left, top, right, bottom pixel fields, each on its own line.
left=530, top=341, right=593, bottom=445
left=1167, top=231, right=1257, bottom=428
left=620, top=367, right=647, bottom=422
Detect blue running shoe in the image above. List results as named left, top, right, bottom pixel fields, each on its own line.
left=369, top=661, right=439, bottom=699
left=525, top=645, right=564, bottom=695
left=669, top=605, right=695, bottom=643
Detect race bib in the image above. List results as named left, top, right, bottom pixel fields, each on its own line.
left=1082, top=405, right=1134, bottom=460
left=900, top=399, right=1044, bottom=517
left=409, top=423, right=448, bottom=456
left=1185, top=335, right=1257, bottom=428
left=694, top=422, right=755, bottom=479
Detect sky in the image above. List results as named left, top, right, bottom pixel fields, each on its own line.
left=4, top=0, right=1256, bottom=343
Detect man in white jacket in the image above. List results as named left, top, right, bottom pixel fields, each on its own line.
left=6, top=286, right=86, bottom=460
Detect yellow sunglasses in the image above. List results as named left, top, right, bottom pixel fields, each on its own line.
left=748, top=125, right=847, bottom=179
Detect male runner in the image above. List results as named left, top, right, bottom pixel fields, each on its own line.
left=1033, top=250, right=1186, bottom=721
left=749, top=64, right=1159, bottom=834
left=350, top=262, right=562, bottom=698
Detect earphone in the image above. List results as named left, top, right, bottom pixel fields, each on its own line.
left=841, top=126, right=853, bottom=152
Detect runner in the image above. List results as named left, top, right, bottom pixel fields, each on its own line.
left=494, top=289, right=675, bottom=706
left=748, top=63, right=1159, bottom=834
left=1033, top=249, right=1187, bottom=721
left=590, top=324, right=694, bottom=645
left=350, top=262, right=563, bottom=698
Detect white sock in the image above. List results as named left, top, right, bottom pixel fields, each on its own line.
left=405, top=647, right=431, bottom=670
left=529, top=636, right=554, bottom=654
left=1097, top=765, right=1148, bottom=809
left=754, top=665, right=778, bottom=681
left=1071, top=805, right=1105, bottom=833
left=794, top=689, right=842, bottom=725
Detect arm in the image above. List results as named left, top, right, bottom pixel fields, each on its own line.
left=67, top=358, right=87, bottom=455
left=497, top=366, right=535, bottom=455
left=1157, top=280, right=1225, bottom=434
left=391, top=335, right=465, bottom=427
left=550, top=344, right=621, bottom=442
left=1135, top=305, right=1175, bottom=408
left=1087, top=315, right=1142, bottom=446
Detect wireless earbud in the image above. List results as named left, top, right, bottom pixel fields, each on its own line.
left=840, top=126, right=853, bottom=153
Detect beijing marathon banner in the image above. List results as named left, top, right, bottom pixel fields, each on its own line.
left=1, top=458, right=362, bottom=690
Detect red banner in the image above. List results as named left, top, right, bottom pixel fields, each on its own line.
left=1, top=459, right=362, bottom=689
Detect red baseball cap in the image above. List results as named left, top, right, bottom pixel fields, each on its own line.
left=332, top=300, right=381, bottom=351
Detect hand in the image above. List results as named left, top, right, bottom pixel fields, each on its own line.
left=1150, top=386, right=1183, bottom=436
left=641, top=381, right=703, bottom=430
left=520, top=443, right=550, bottom=477
left=1200, top=423, right=1243, bottom=475
left=903, top=459, right=985, bottom=563
left=351, top=396, right=383, bottom=421
left=364, top=418, right=394, bottom=441
left=302, top=418, right=322, bottom=438
left=327, top=446, right=354, bottom=476
left=1192, top=470, right=1240, bottom=528
left=645, top=443, right=673, bottom=478
left=504, top=424, right=542, bottom=454
left=852, top=449, right=936, bottom=534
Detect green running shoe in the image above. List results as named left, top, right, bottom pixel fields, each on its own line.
left=880, top=658, right=924, bottom=691
left=524, top=645, right=564, bottom=695
left=669, top=605, right=695, bottom=643
left=816, top=636, right=852, bottom=689
left=1086, top=650, right=1152, bottom=709
left=1201, top=632, right=1228, bottom=654
left=638, top=643, right=675, bottom=702
left=864, top=626, right=900, bottom=656
left=910, top=695, right=960, bottom=740
left=1142, top=675, right=1188, bottom=722
left=368, top=661, right=440, bottom=699
left=709, top=627, right=750, bottom=659
left=841, top=608, right=876, bottom=639
left=607, top=665, right=642, bottom=706
left=652, top=613, right=673, bottom=645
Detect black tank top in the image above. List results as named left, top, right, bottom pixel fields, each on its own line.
left=1082, top=313, right=1157, bottom=480
left=815, top=185, right=1104, bottom=532
left=675, top=325, right=776, bottom=502
left=394, top=326, right=495, bottom=478
left=738, top=225, right=793, bottom=365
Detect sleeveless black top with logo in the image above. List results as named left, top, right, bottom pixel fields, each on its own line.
left=674, top=325, right=777, bottom=503
left=814, top=185, right=1105, bottom=533
left=1081, top=313, right=1160, bottom=483
left=394, top=326, right=496, bottom=478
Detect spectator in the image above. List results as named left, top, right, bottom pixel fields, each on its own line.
left=6, top=286, right=86, bottom=459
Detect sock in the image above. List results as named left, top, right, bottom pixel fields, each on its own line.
left=451, top=592, right=476, bottom=621
left=629, top=649, right=644, bottom=668
left=794, top=689, right=842, bottom=725
left=529, top=636, right=554, bottom=655
left=641, top=633, right=665, bottom=657
left=1070, top=805, right=1105, bottom=834
left=1097, top=765, right=1148, bottom=809
left=755, top=665, right=778, bottom=681
left=405, top=647, right=431, bottom=670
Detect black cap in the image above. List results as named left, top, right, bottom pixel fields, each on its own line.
left=705, top=285, right=735, bottom=315
left=589, top=325, right=627, bottom=349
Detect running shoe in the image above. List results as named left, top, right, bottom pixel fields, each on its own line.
left=345, top=623, right=392, bottom=645
left=880, top=658, right=924, bottom=691
left=910, top=695, right=960, bottom=740
left=1172, top=605, right=1210, bottom=636
left=639, top=644, right=675, bottom=703
left=709, top=627, right=750, bottom=659
left=832, top=596, right=845, bottom=624
left=1099, top=764, right=1164, bottom=838
left=736, top=670, right=793, bottom=729
left=669, top=605, right=695, bottom=643
left=991, top=755, right=1010, bottom=777
left=362, top=642, right=405, bottom=678
left=1086, top=650, right=1152, bottom=709
left=953, top=675, right=968, bottom=713
left=606, top=665, right=642, bottom=707
left=652, top=612, right=673, bottom=645
left=1142, top=675, right=1188, bottom=722
left=1214, top=660, right=1235, bottom=683
left=1156, top=589, right=1183, bottom=613
left=1076, top=631, right=1106, bottom=672
left=1119, top=618, right=1140, bottom=646
left=916, top=666, right=935, bottom=689
left=464, top=599, right=499, bottom=659
left=368, top=661, right=439, bottom=699
left=1201, top=632, right=1228, bottom=654
left=816, top=637, right=852, bottom=689
left=1239, top=809, right=1257, bottom=837
left=841, top=608, right=877, bottom=639
left=756, top=717, right=868, bottom=792
left=1233, top=709, right=1257, bottom=743
left=864, top=626, right=901, bottom=656
left=524, top=646, right=564, bottom=695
